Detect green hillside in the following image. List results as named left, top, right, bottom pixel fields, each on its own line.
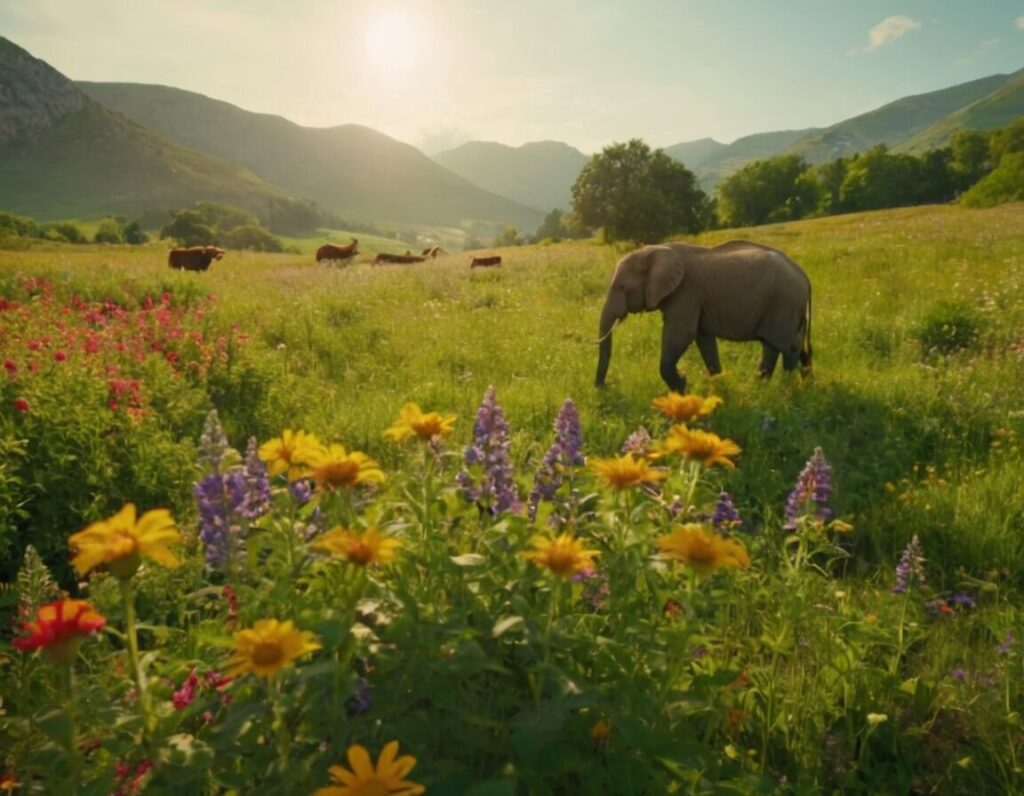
left=432, top=140, right=588, bottom=211
left=684, top=129, right=818, bottom=188
left=785, top=70, right=1023, bottom=163
left=79, top=82, right=544, bottom=230
left=895, top=73, right=1024, bottom=153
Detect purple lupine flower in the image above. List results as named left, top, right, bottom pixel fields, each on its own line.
left=456, top=386, right=520, bottom=516
left=290, top=479, right=313, bottom=506
left=998, top=630, right=1015, bottom=655
left=666, top=495, right=684, bottom=519
left=950, top=667, right=967, bottom=681
left=572, top=567, right=609, bottom=610
left=784, top=447, right=833, bottom=530
left=195, top=473, right=231, bottom=567
left=621, top=426, right=653, bottom=456
left=197, top=410, right=231, bottom=473
left=949, top=593, right=976, bottom=610
left=892, top=535, right=926, bottom=594
left=239, top=437, right=271, bottom=519
left=346, top=677, right=373, bottom=716
left=527, top=399, right=584, bottom=521
left=712, top=491, right=743, bottom=529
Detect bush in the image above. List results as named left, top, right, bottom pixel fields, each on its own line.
left=94, top=218, right=124, bottom=244
left=961, top=152, right=1024, bottom=208
left=222, top=224, right=284, bottom=252
left=0, top=211, right=42, bottom=239
left=123, top=220, right=150, bottom=245
left=47, top=223, right=88, bottom=244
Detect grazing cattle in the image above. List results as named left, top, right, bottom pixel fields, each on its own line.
left=470, top=255, right=502, bottom=268
left=316, top=238, right=359, bottom=263
left=421, top=246, right=446, bottom=258
left=168, top=246, right=225, bottom=272
left=374, top=252, right=427, bottom=265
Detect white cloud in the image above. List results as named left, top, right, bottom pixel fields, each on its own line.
left=1016, top=15, right=1024, bottom=30
left=865, top=15, right=922, bottom=51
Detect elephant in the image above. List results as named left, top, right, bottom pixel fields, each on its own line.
left=595, top=240, right=812, bottom=393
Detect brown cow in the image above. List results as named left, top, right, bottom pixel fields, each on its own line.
left=470, top=255, right=502, bottom=268
left=420, top=246, right=446, bottom=258
left=316, top=238, right=358, bottom=263
left=374, top=252, right=426, bottom=265
left=168, top=246, right=225, bottom=271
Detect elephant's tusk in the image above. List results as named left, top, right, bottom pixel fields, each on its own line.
left=595, top=318, right=620, bottom=344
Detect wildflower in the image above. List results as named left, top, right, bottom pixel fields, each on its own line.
left=312, top=527, right=401, bottom=566
left=172, top=669, right=199, bottom=710
left=892, top=535, right=926, bottom=594
left=194, top=473, right=236, bottom=568
left=590, top=718, right=611, bottom=742
left=866, top=713, right=888, bottom=726
left=384, top=402, right=456, bottom=442
left=259, top=429, right=322, bottom=480
left=226, top=619, right=320, bottom=679
left=456, top=386, right=520, bottom=515
left=346, top=677, right=373, bottom=716
left=69, top=503, right=181, bottom=579
left=589, top=454, right=667, bottom=489
left=0, top=773, right=19, bottom=791
left=656, top=524, right=750, bottom=575
left=13, top=599, right=107, bottom=664
left=315, top=741, right=425, bottom=796
left=197, top=410, right=232, bottom=473
left=54, top=350, right=67, bottom=362
left=239, top=437, right=271, bottom=519
left=784, top=447, right=833, bottom=529
left=3, top=359, right=16, bottom=376
left=998, top=630, right=1014, bottom=655
left=522, top=533, right=600, bottom=577
left=527, top=399, right=584, bottom=521
left=621, top=426, right=653, bottom=456
left=658, top=426, right=741, bottom=468
left=303, top=444, right=385, bottom=491
left=712, top=492, right=743, bottom=529
left=651, top=392, right=722, bottom=422
left=949, top=593, right=976, bottom=610
left=950, top=667, right=967, bottom=681
left=12, top=397, right=29, bottom=413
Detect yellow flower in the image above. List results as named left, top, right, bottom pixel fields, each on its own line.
left=226, top=619, right=320, bottom=679
left=588, top=454, right=667, bottom=489
left=69, top=503, right=181, bottom=579
left=522, top=533, right=600, bottom=577
left=312, top=527, right=401, bottom=566
left=656, top=524, right=750, bottom=575
left=658, top=425, right=741, bottom=469
left=259, top=429, right=322, bottom=480
left=303, top=444, right=386, bottom=491
left=590, top=718, right=611, bottom=742
left=384, top=402, right=456, bottom=442
left=315, top=741, right=425, bottom=796
left=651, top=393, right=722, bottom=423
left=829, top=519, right=854, bottom=534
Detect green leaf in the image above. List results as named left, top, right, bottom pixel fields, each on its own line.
left=450, top=553, right=486, bottom=567
left=492, top=615, right=524, bottom=638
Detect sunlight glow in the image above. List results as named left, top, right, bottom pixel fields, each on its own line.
left=363, top=10, right=427, bottom=82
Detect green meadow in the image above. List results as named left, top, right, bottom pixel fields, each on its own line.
left=2, top=202, right=1024, bottom=793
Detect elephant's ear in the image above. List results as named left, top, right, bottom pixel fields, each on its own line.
left=645, top=247, right=685, bottom=310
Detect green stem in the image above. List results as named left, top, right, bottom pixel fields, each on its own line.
left=65, top=665, right=81, bottom=796
left=119, top=578, right=155, bottom=744
left=891, top=592, right=910, bottom=676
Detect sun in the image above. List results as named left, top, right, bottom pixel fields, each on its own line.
left=363, top=10, right=426, bottom=81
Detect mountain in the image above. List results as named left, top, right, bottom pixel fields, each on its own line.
left=894, top=72, right=1024, bottom=154
left=432, top=140, right=589, bottom=211
left=784, top=70, right=1024, bottom=164
left=668, top=130, right=818, bottom=188
left=662, top=138, right=728, bottom=170
left=0, top=37, right=307, bottom=223
left=79, top=82, right=544, bottom=230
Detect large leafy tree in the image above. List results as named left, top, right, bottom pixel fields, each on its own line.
left=571, top=139, right=710, bottom=243
left=716, top=155, right=816, bottom=227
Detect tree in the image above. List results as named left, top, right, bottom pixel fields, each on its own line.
left=193, top=202, right=258, bottom=233
left=93, top=218, right=124, bottom=244
left=122, top=221, right=149, bottom=245
left=492, top=226, right=523, bottom=247
left=223, top=224, right=284, bottom=252
left=160, top=210, right=219, bottom=246
left=716, top=155, right=815, bottom=227
left=989, top=117, right=1024, bottom=162
left=949, top=130, right=992, bottom=189
left=839, top=146, right=922, bottom=211
left=48, top=223, right=87, bottom=244
left=962, top=151, right=1024, bottom=207
left=571, top=139, right=710, bottom=243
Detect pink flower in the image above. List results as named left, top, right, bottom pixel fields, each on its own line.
left=54, top=350, right=67, bottom=362
left=13, top=398, right=29, bottom=413
left=3, top=359, right=16, bottom=376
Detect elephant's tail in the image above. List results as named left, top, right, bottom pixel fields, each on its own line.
left=800, top=287, right=813, bottom=372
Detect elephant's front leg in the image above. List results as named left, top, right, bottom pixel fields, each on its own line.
left=696, top=332, right=722, bottom=376
left=659, top=311, right=697, bottom=393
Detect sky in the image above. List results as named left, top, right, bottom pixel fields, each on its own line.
left=2, top=0, right=1023, bottom=154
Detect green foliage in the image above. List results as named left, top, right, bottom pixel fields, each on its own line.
left=950, top=129, right=993, bottom=186
left=194, top=202, right=259, bottom=233
left=988, top=116, right=1024, bottom=161
left=839, top=146, right=925, bottom=211
left=717, top=155, right=816, bottom=227
left=962, top=151, right=1024, bottom=208
left=571, top=139, right=711, bottom=243
left=162, top=202, right=285, bottom=250
left=93, top=217, right=124, bottom=244
left=222, top=224, right=284, bottom=252
left=161, top=210, right=219, bottom=246
left=915, top=301, right=982, bottom=357
left=491, top=225, right=523, bottom=247
left=47, top=222, right=88, bottom=244
left=123, top=220, right=150, bottom=245
left=0, top=210, right=42, bottom=239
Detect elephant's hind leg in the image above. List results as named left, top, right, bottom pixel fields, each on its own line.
left=696, top=332, right=722, bottom=376
left=759, top=342, right=780, bottom=379
left=660, top=317, right=695, bottom=393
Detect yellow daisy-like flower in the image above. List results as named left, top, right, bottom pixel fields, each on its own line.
left=315, top=741, right=425, bottom=796
left=302, top=443, right=386, bottom=491
left=69, top=503, right=181, bottom=579
left=656, top=524, right=750, bottom=575
left=588, top=454, right=668, bottom=489
left=226, top=619, right=321, bottom=679
left=259, top=429, right=322, bottom=480
left=658, top=425, right=742, bottom=469
left=651, top=393, right=723, bottom=423
left=312, top=527, right=401, bottom=566
left=384, top=402, right=456, bottom=442
left=522, top=533, right=600, bottom=578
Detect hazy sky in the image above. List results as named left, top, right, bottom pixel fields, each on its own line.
left=3, top=1, right=1022, bottom=153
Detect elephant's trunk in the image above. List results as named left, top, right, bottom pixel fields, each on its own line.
left=595, top=294, right=625, bottom=387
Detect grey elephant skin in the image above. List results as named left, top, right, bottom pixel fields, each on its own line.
left=595, top=240, right=812, bottom=393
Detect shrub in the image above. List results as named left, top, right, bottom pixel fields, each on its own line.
left=47, top=223, right=88, bottom=244
left=94, top=218, right=124, bottom=244
left=222, top=224, right=284, bottom=252
left=915, top=301, right=982, bottom=356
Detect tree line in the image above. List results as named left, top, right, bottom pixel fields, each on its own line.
left=534, top=118, right=1024, bottom=244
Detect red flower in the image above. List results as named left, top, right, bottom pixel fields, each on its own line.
left=13, top=599, right=107, bottom=663
left=3, top=359, right=16, bottom=376
left=54, top=350, right=68, bottom=362
left=12, top=398, right=29, bottom=413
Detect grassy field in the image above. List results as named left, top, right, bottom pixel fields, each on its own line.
left=2, top=202, right=1023, bottom=792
